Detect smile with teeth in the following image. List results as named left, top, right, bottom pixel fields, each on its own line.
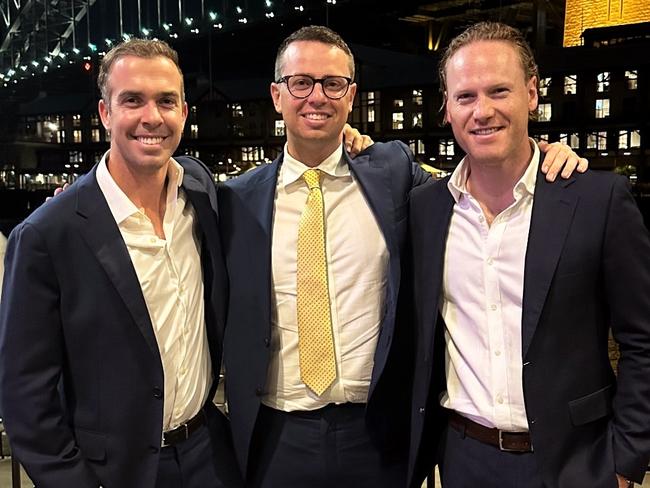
left=136, top=136, right=166, bottom=145
left=470, top=127, right=502, bottom=135
left=303, top=113, right=329, bottom=120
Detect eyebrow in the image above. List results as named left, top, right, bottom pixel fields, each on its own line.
left=116, top=90, right=180, bottom=101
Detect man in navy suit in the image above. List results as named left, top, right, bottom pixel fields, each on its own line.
left=407, top=22, right=650, bottom=488
left=0, top=39, right=242, bottom=488
left=219, top=25, right=584, bottom=488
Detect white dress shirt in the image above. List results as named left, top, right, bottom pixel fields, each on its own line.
left=96, top=152, right=212, bottom=433
left=440, top=142, right=541, bottom=431
left=264, top=144, right=389, bottom=411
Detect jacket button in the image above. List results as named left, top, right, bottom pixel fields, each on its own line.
left=419, top=407, right=425, bottom=414
left=153, top=387, right=163, bottom=399
left=255, top=387, right=263, bottom=396
left=264, top=338, right=270, bottom=347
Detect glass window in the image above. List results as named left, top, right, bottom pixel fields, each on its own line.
left=439, top=139, right=454, bottom=156
left=564, top=75, right=577, bottom=95
left=90, top=113, right=99, bottom=126
left=72, top=114, right=82, bottom=127
left=619, top=129, right=642, bottom=149
left=231, top=103, right=243, bottom=118
left=596, top=72, right=610, bottom=93
left=274, top=120, right=285, bottom=136
left=91, top=128, right=101, bottom=142
left=561, top=132, right=580, bottom=149
left=190, top=124, right=198, bottom=139
left=539, top=77, right=551, bottom=97
left=412, top=89, right=423, bottom=106
left=409, top=139, right=425, bottom=155
left=587, top=131, right=607, bottom=150
left=538, top=103, right=552, bottom=122
left=537, top=134, right=549, bottom=143
left=73, top=130, right=82, bottom=143
left=392, top=112, right=404, bottom=130
left=595, top=99, right=610, bottom=118
left=412, top=112, right=423, bottom=128
left=625, top=70, right=638, bottom=90
left=393, top=99, right=404, bottom=108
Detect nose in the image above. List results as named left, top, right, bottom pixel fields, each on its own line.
left=307, top=81, right=328, bottom=103
left=473, top=94, right=495, bottom=121
left=141, top=101, right=163, bottom=126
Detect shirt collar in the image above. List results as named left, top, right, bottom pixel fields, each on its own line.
left=447, top=138, right=540, bottom=203
left=280, top=143, right=350, bottom=188
left=96, top=150, right=184, bottom=225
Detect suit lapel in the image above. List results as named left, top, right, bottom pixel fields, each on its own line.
left=522, top=173, right=578, bottom=357
left=75, top=169, right=161, bottom=359
left=347, top=152, right=397, bottom=257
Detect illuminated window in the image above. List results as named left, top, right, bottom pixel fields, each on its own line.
left=587, top=131, right=607, bottom=150
left=537, top=133, right=549, bottom=142
left=560, top=133, right=580, bottom=149
left=274, top=120, right=285, bottom=136
left=625, top=70, right=638, bottom=90
left=595, top=99, right=610, bottom=118
left=439, top=139, right=454, bottom=156
left=231, top=103, right=243, bottom=118
left=538, top=103, right=552, bottom=122
left=72, top=114, right=82, bottom=127
left=596, top=72, right=610, bottom=93
left=362, top=91, right=378, bottom=124
left=563, top=75, right=577, bottom=95
left=190, top=124, right=198, bottom=139
left=69, top=151, right=82, bottom=163
left=412, top=112, right=423, bottom=128
left=242, top=146, right=265, bottom=162
left=412, top=89, right=423, bottom=106
left=90, top=113, right=99, bottom=126
left=410, top=139, right=425, bottom=155
left=91, top=129, right=101, bottom=142
left=57, top=130, right=65, bottom=143
left=393, top=99, right=404, bottom=108
left=619, top=130, right=641, bottom=149
left=392, top=112, right=404, bottom=130
left=368, top=106, right=375, bottom=123
left=190, top=105, right=198, bottom=120
left=73, top=130, right=82, bottom=143
left=539, top=77, right=551, bottom=97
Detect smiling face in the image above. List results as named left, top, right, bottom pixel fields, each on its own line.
left=98, top=55, right=187, bottom=176
left=270, top=40, right=357, bottom=165
left=444, top=40, right=537, bottom=169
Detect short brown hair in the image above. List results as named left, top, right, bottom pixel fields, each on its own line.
left=274, top=25, right=355, bottom=80
left=439, top=22, right=539, bottom=104
left=97, top=38, right=184, bottom=105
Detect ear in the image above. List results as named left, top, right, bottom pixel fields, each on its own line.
left=347, top=83, right=357, bottom=112
left=98, top=99, right=111, bottom=131
left=527, top=76, right=538, bottom=112
left=181, top=101, right=188, bottom=125
left=270, top=82, right=282, bottom=114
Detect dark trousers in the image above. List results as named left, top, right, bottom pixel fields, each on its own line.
left=439, top=424, right=544, bottom=488
left=247, top=403, right=407, bottom=488
left=155, top=406, right=244, bottom=488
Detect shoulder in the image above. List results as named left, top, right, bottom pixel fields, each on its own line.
left=222, top=161, right=277, bottom=193
left=362, top=140, right=412, bottom=161
left=176, top=155, right=214, bottom=184
left=411, top=176, right=449, bottom=201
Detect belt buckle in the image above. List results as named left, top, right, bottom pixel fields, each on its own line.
left=498, top=430, right=532, bottom=452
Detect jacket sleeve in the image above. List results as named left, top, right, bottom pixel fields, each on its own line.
left=0, top=222, right=101, bottom=487
left=604, top=177, right=650, bottom=483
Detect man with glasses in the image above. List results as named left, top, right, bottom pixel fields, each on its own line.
left=218, top=25, right=584, bottom=488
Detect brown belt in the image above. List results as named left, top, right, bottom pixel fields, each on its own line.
left=448, top=411, right=533, bottom=452
left=162, top=409, right=206, bottom=447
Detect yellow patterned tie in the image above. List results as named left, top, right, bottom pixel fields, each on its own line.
left=296, top=169, right=336, bottom=395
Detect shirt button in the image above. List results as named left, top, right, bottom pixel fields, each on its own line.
left=495, top=350, right=501, bottom=356
left=153, top=387, right=163, bottom=399
left=150, top=237, right=156, bottom=244
left=478, top=215, right=485, bottom=223
left=487, top=257, right=494, bottom=265
left=497, top=395, right=504, bottom=404
left=490, top=304, right=497, bottom=311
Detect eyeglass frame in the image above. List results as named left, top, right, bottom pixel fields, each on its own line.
left=275, top=74, right=354, bottom=100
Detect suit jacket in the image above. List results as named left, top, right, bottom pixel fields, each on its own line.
left=218, top=141, right=429, bottom=476
left=0, top=156, right=229, bottom=488
left=407, top=167, right=650, bottom=487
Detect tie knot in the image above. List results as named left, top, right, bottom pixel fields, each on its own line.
left=302, top=169, right=321, bottom=190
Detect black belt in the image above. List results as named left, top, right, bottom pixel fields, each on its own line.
left=162, top=409, right=206, bottom=447
left=448, top=411, right=533, bottom=452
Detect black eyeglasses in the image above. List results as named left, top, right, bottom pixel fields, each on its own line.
left=275, top=74, right=353, bottom=100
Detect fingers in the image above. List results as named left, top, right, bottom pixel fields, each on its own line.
left=541, top=142, right=582, bottom=182
left=577, top=157, right=589, bottom=173
left=47, top=182, right=70, bottom=202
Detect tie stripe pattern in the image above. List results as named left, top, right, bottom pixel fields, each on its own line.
left=296, top=169, right=337, bottom=395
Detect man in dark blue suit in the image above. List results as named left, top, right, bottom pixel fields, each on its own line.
left=0, top=39, right=242, bottom=488
left=219, top=26, right=583, bottom=488
left=407, top=22, right=650, bottom=488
